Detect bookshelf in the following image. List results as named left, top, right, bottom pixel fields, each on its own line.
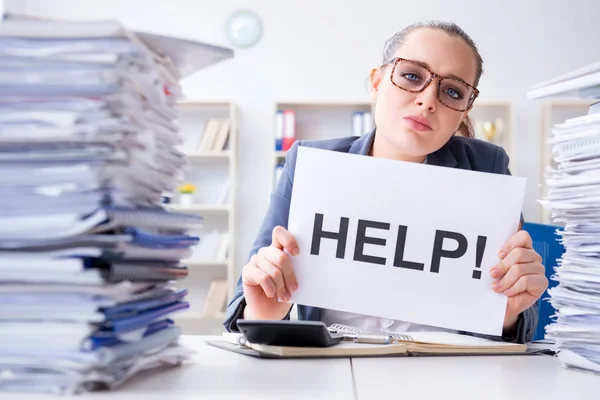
left=271, top=101, right=375, bottom=191
left=539, top=99, right=596, bottom=224
left=167, top=101, right=237, bottom=334
left=468, top=101, right=515, bottom=171
left=270, top=101, right=515, bottom=188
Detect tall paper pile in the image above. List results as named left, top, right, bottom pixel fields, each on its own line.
left=0, top=15, right=232, bottom=394
left=541, top=101, right=600, bottom=374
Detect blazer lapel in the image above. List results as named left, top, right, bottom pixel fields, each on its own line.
left=348, top=129, right=376, bottom=155
left=425, top=142, right=458, bottom=168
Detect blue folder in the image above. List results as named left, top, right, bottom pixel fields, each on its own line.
left=102, top=288, right=187, bottom=319
left=522, top=222, right=565, bottom=341
left=85, top=319, right=174, bottom=350
left=123, top=226, right=199, bottom=249
left=99, top=300, right=189, bottom=333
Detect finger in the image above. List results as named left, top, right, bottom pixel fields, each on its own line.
left=264, top=246, right=299, bottom=293
left=502, top=248, right=542, bottom=270
left=498, top=230, right=533, bottom=259
left=491, top=262, right=544, bottom=293
left=272, top=226, right=300, bottom=256
left=490, top=248, right=542, bottom=278
left=243, top=262, right=277, bottom=298
left=504, top=274, right=548, bottom=297
left=254, top=255, right=289, bottom=301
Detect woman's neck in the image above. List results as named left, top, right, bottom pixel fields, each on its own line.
left=369, top=131, right=427, bottom=163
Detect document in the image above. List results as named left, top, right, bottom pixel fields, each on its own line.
left=0, top=13, right=232, bottom=395
left=541, top=103, right=600, bottom=374
left=288, top=146, right=526, bottom=336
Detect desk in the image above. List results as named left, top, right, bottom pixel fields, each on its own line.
left=352, top=354, right=599, bottom=400
left=14, top=335, right=354, bottom=400
left=11, top=336, right=600, bottom=399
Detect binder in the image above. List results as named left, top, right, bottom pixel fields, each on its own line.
left=102, top=289, right=187, bottom=319
left=274, top=110, right=284, bottom=150
left=123, top=226, right=200, bottom=249
left=100, top=301, right=189, bottom=333
left=84, top=319, right=174, bottom=350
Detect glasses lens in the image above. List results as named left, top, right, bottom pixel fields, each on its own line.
left=392, top=60, right=430, bottom=91
left=439, top=78, right=474, bottom=111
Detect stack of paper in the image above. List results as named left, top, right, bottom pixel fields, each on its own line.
left=539, top=100, right=600, bottom=374
left=527, top=62, right=600, bottom=100
left=0, top=14, right=232, bottom=394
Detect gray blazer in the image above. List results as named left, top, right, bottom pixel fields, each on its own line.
left=224, top=129, right=538, bottom=343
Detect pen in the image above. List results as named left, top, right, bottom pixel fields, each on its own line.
left=344, top=333, right=393, bottom=345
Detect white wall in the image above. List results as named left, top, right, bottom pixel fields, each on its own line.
left=11, top=0, right=600, bottom=277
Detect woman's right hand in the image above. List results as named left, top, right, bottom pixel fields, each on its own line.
left=241, top=226, right=300, bottom=320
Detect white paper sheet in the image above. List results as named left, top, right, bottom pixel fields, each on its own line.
left=288, top=146, right=526, bottom=336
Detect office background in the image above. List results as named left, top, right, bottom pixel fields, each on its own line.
left=4, top=0, right=599, bottom=332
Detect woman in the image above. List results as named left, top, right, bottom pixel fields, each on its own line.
left=224, top=21, right=548, bottom=343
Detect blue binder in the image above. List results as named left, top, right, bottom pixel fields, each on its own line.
left=102, top=288, right=188, bottom=318
left=123, top=226, right=199, bottom=249
left=521, top=222, right=565, bottom=341
left=85, top=319, right=174, bottom=350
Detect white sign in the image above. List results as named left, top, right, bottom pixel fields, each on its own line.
left=287, top=146, right=527, bottom=336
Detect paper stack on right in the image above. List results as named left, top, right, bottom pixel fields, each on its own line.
left=529, top=61, right=600, bottom=374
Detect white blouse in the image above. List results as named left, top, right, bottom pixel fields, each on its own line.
left=321, top=308, right=459, bottom=334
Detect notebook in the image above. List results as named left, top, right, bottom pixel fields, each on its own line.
left=327, top=323, right=528, bottom=354
left=206, top=323, right=538, bottom=359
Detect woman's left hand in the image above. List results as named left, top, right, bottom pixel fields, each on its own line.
left=489, top=230, right=549, bottom=330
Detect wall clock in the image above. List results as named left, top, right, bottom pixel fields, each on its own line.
left=226, top=10, right=263, bottom=49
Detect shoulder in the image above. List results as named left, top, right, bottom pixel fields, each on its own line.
left=443, top=135, right=511, bottom=174
left=275, top=136, right=361, bottom=195
left=282, top=136, right=361, bottom=170
left=292, top=136, right=360, bottom=152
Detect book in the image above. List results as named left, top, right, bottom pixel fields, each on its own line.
left=232, top=340, right=409, bottom=358
left=197, top=118, right=221, bottom=151
left=211, top=119, right=230, bottom=151
left=200, top=280, right=228, bottom=317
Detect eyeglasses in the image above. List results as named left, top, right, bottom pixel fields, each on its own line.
left=383, top=57, right=480, bottom=112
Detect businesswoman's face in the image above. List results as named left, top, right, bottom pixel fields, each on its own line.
left=369, top=28, right=479, bottom=160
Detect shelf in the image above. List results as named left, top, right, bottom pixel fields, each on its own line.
left=177, top=100, right=232, bottom=107
left=185, top=151, right=232, bottom=160
left=165, top=204, right=230, bottom=213
left=276, top=100, right=374, bottom=108
left=274, top=151, right=287, bottom=159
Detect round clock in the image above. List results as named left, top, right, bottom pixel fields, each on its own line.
left=226, top=10, right=263, bottom=49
